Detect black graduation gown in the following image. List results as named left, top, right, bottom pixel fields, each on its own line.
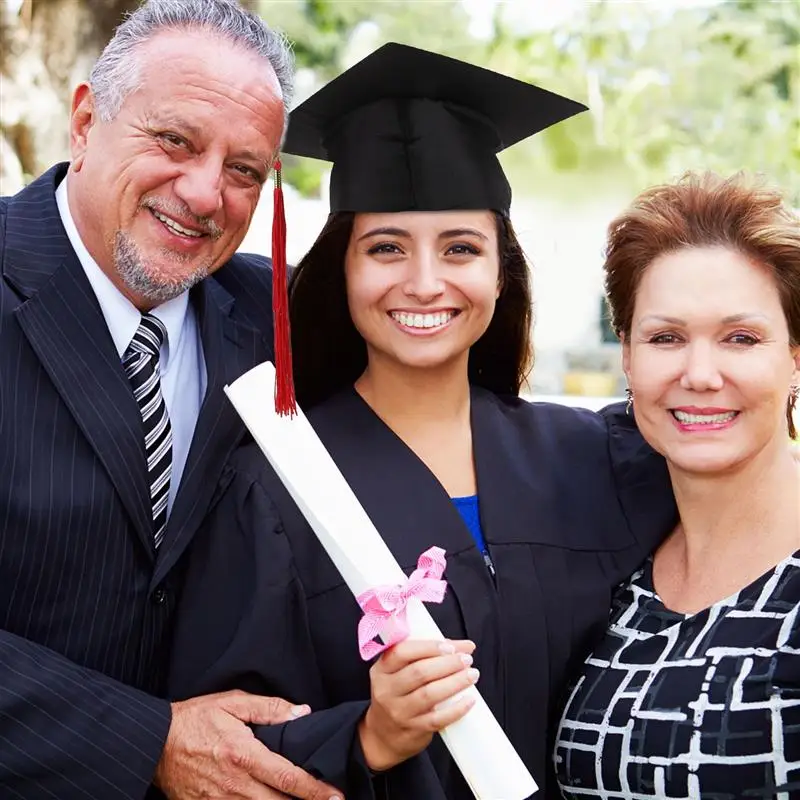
left=168, top=387, right=676, bottom=800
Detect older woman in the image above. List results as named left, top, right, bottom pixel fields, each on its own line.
left=555, top=172, right=800, bottom=798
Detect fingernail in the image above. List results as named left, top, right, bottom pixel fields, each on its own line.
left=460, top=653, right=473, bottom=666
left=468, top=668, right=480, bottom=683
left=291, top=704, right=310, bottom=717
left=439, top=641, right=456, bottom=654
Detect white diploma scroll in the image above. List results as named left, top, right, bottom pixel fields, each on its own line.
left=225, top=361, right=538, bottom=800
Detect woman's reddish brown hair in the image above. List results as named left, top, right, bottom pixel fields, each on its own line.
left=603, top=171, right=800, bottom=437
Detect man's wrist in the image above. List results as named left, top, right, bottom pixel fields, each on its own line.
left=151, top=702, right=177, bottom=791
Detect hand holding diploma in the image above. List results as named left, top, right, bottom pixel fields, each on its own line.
left=359, top=638, right=478, bottom=772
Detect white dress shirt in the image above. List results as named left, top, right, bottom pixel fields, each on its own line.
left=56, top=176, right=207, bottom=515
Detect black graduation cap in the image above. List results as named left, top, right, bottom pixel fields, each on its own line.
left=282, top=42, right=587, bottom=215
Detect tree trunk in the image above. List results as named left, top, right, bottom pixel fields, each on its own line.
left=0, top=0, right=260, bottom=193
left=1, top=0, right=139, bottom=192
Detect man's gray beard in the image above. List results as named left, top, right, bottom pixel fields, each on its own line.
left=114, top=231, right=212, bottom=304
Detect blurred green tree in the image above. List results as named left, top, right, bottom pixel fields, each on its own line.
left=2, top=0, right=797, bottom=206
left=491, top=0, right=799, bottom=203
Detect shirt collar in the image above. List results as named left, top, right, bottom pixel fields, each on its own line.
left=55, top=173, right=190, bottom=369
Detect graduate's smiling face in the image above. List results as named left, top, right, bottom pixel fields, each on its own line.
left=67, top=30, right=284, bottom=310
left=344, top=210, right=501, bottom=372
left=624, top=246, right=800, bottom=475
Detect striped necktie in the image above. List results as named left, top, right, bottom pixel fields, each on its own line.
left=123, top=314, right=172, bottom=549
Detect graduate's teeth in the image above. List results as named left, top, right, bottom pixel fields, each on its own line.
left=390, top=311, right=454, bottom=329
left=672, top=410, right=738, bottom=424
left=152, top=209, right=204, bottom=238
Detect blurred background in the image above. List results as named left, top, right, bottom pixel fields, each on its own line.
left=2, top=0, right=799, bottom=408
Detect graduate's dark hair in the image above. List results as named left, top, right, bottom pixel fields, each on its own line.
left=289, top=211, right=533, bottom=410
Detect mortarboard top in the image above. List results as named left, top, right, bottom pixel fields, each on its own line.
left=282, top=42, right=587, bottom=216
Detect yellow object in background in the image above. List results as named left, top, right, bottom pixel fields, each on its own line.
left=563, top=371, right=618, bottom=398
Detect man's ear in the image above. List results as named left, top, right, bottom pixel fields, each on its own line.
left=69, top=83, right=96, bottom=172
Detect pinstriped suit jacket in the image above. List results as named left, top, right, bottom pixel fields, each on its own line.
left=0, top=163, right=276, bottom=799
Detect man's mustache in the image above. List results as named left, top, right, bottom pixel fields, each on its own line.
left=141, top=197, right=223, bottom=239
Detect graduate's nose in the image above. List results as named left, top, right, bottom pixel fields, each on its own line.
left=403, top=250, right=445, bottom=302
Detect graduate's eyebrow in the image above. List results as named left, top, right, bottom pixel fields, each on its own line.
left=357, top=227, right=410, bottom=241
left=357, top=227, right=489, bottom=241
left=438, top=228, right=488, bottom=241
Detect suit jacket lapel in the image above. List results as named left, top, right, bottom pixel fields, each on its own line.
left=4, top=165, right=155, bottom=558
left=152, top=278, right=270, bottom=586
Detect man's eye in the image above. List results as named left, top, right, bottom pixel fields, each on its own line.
left=160, top=133, right=187, bottom=147
left=234, top=165, right=259, bottom=180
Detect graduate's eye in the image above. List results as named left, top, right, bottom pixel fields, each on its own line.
left=445, top=242, right=480, bottom=256
left=367, top=242, right=403, bottom=256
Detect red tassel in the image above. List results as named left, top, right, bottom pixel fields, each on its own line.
left=271, top=159, right=296, bottom=416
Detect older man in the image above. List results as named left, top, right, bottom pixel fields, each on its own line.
left=0, top=1, right=340, bottom=799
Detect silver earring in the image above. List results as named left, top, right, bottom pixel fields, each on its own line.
left=625, top=387, right=633, bottom=416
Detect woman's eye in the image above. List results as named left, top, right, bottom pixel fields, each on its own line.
left=728, top=332, right=759, bottom=346
left=649, top=333, right=681, bottom=344
left=446, top=243, right=480, bottom=256
left=367, top=242, right=402, bottom=255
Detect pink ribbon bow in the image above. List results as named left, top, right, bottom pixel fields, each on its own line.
left=356, top=546, right=448, bottom=660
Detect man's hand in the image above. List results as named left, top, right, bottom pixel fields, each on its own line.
left=154, top=690, right=343, bottom=799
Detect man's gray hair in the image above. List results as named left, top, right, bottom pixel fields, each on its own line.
left=89, top=0, right=294, bottom=133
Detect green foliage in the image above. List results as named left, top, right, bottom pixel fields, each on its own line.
left=261, top=0, right=369, bottom=77
left=283, top=159, right=323, bottom=196
left=262, top=0, right=479, bottom=75
left=490, top=0, right=800, bottom=203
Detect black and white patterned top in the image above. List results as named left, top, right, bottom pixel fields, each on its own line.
left=554, top=551, right=800, bottom=799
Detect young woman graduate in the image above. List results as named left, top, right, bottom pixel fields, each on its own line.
left=167, top=43, right=676, bottom=800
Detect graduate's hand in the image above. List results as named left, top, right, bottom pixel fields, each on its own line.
left=154, top=690, right=343, bottom=800
left=358, top=639, right=478, bottom=772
